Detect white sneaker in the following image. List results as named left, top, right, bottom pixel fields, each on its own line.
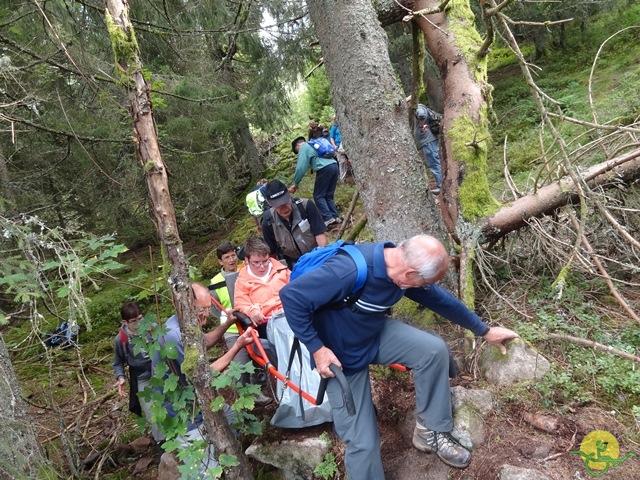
left=324, top=218, right=336, bottom=226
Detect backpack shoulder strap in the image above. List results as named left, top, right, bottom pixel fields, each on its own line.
left=319, top=245, right=368, bottom=311
left=118, top=327, right=128, bottom=362
left=340, top=245, right=367, bottom=292
left=293, top=198, right=308, bottom=220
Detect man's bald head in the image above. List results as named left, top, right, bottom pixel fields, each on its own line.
left=191, top=283, right=212, bottom=325
left=399, top=235, right=449, bottom=283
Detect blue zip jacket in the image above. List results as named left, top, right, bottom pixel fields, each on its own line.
left=279, top=242, right=489, bottom=375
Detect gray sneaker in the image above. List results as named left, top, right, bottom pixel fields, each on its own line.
left=412, top=422, right=471, bottom=468
left=324, top=218, right=336, bottom=226
left=254, top=393, right=273, bottom=406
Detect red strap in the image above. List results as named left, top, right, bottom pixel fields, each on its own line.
left=119, top=327, right=127, bottom=345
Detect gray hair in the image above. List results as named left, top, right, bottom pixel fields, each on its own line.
left=399, top=235, right=449, bottom=280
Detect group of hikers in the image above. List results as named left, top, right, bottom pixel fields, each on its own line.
left=112, top=108, right=519, bottom=478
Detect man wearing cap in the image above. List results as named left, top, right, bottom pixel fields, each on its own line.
left=289, top=136, right=341, bottom=226
left=261, top=179, right=328, bottom=269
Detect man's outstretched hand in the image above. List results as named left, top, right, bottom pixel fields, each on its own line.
left=483, top=327, right=519, bottom=355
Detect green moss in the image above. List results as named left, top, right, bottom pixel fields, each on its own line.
left=144, top=160, right=157, bottom=173
left=181, top=334, right=201, bottom=378
left=460, top=238, right=476, bottom=309
left=392, top=297, right=438, bottom=330
left=448, top=0, right=487, bottom=82
left=105, top=12, right=139, bottom=72
left=449, top=112, right=501, bottom=220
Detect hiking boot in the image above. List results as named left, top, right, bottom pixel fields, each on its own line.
left=412, top=423, right=471, bottom=469
left=324, top=218, right=336, bottom=226
left=254, top=393, right=273, bottom=406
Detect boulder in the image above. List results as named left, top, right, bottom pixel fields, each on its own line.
left=245, top=437, right=331, bottom=480
left=451, top=386, right=493, bottom=450
left=480, top=339, right=550, bottom=385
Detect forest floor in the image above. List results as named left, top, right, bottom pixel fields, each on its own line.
left=23, top=324, right=639, bottom=480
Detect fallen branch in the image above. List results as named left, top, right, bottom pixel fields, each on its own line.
left=546, top=333, right=640, bottom=364
left=345, top=214, right=368, bottom=242
left=337, top=187, right=360, bottom=239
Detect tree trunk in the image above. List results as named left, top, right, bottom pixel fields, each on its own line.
left=233, top=120, right=264, bottom=179
left=0, top=145, right=15, bottom=211
left=104, top=2, right=252, bottom=479
left=0, top=334, right=51, bottom=479
left=307, top=0, right=448, bottom=246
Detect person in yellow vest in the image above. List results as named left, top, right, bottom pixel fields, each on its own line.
left=210, top=241, right=272, bottom=405
left=245, top=179, right=268, bottom=232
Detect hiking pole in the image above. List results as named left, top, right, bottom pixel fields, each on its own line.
left=316, top=364, right=356, bottom=416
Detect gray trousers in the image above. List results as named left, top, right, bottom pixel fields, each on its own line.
left=138, top=377, right=164, bottom=442
left=325, top=318, right=453, bottom=480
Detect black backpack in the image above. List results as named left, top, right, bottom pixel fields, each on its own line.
left=426, top=109, right=442, bottom=135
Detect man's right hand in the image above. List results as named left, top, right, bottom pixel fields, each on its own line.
left=117, top=377, right=127, bottom=397
left=313, top=346, right=342, bottom=378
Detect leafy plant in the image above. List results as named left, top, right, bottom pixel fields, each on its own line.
left=314, top=452, right=338, bottom=479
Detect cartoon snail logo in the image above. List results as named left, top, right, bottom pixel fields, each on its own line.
left=570, top=430, right=636, bottom=477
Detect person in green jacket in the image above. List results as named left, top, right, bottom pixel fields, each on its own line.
left=289, top=136, right=341, bottom=226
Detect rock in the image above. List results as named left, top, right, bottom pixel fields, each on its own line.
left=130, top=435, right=154, bottom=453
left=450, top=386, right=493, bottom=450
left=499, top=464, right=553, bottom=480
left=132, top=455, right=154, bottom=475
left=112, top=442, right=136, bottom=465
left=451, top=386, right=493, bottom=415
left=157, top=451, right=180, bottom=480
left=517, top=442, right=552, bottom=459
left=452, top=403, right=486, bottom=450
left=480, top=339, right=550, bottom=385
left=245, top=437, right=331, bottom=480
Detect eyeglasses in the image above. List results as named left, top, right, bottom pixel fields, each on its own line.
left=249, top=259, right=270, bottom=268
left=127, top=315, right=142, bottom=324
left=195, top=306, right=211, bottom=314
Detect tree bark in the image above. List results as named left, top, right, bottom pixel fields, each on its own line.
left=307, top=0, right=449, bottom=246
left=104, top=2, right=252, bottom=478
left=0, top=334, right=51, bottom=479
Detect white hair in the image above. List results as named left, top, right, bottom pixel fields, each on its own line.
left=399, top=235, right=449, bottom=280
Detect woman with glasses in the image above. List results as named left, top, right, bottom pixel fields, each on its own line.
left=234, top=237, right=290, bottom=338
left=112, top=301, right=163, bottom=443
left=234, top=237, right=333, bottom=428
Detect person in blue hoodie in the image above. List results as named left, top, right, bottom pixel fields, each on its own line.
left=280, top=235, right=519, bottom=480
left=289, top=136, right=340, bottom=226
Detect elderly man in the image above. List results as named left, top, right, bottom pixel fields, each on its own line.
left=261, top=179, right=328, bottom=269
left=280, top=235, right=519, bottom=480
left=152, top=283, right=255, bottom=475
left=289, top=136, right=340, bottom=226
